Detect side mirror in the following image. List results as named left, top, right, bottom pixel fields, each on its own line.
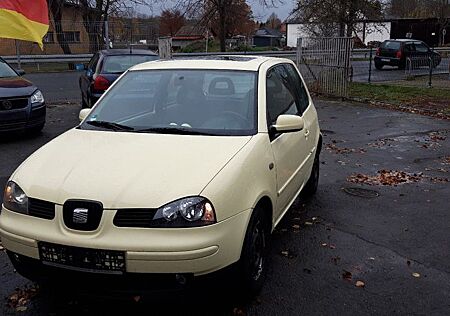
left=270, top=114, right=304, bottom=134
left=79, top=108, right=91, bottom=122
left=16, top=69, right=26, bottom=76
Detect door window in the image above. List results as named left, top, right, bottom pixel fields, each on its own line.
left=88, top=53, right=99, bottom=71
left=283, top=64, right=309, bottom=114
left=266, top=65, right=301, bottom=129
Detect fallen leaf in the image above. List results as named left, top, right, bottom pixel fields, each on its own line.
left=368, top=257, right=375, bottom=261
left=412, top=272, right=421, bottom=278
left=16, top=306, right=27, bottom=312
left=292, top=224, right=300, bottom=230
left=355, top=280, right=365, bottom=288
left=329, top=244, right=336, bottom=249
left=304, top=221, right=313, bottom=226
left=342, top=270, right=352, bottom=281
left=321, top=243, right=328, bottom=247
left=233, top=307, right=246, bottom=316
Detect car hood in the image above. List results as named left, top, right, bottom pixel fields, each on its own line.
left=0, top=76, right=36, bottom=98
left=12, top=129, right=252, bottom=208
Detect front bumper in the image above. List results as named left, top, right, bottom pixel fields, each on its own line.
left=0, top=206, right=251, bottom=277
left=0, top=103, right=46, bottom=132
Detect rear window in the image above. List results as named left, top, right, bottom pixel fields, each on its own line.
left=102, top=55, right=158, bottom=73
left=381, top=41, right=401, bottom=50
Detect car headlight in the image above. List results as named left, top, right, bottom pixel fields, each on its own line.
left=152, top=197, right=216, bottom=227
left=31, top=90, right=44, bottom=105
left=3, top=181, right=28, bottom=214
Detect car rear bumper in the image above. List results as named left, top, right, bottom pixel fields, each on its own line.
left=0, top=206, right=251, bottom=277
left=0, top=104, right=45, bottom=132
left=374, top=56, right=401, bottom=66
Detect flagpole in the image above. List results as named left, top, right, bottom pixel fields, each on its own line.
left=15, top=40, right=22, bottom=70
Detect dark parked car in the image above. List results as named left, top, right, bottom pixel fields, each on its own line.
left=79, top=49, right=158, bottom=108
left=0, top=58, right=45, bottom=133
left=374, top=39, right=441, bottom=70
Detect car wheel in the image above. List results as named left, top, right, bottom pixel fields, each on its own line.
left=236, top=206, right=270, bottom=297
left=302, top=155, right=320, bottom=198
left=374, top=62, right=383, bottom=70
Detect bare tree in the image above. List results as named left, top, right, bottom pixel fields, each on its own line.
left=388, top=0, right=450, bottom=46
left=292, top=0, right=384, bottom=37
left=173, top=0, right=279, bottom=52
left=160, top=9, right=185, bottom=36
left=47, top=0, right=72, bottom=54
left=266, top=12, right=282, bottom=30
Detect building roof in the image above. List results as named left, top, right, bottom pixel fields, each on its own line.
left=175, top=25, right=207, bottom=37
left=130, top=55, right=290, bottom=72
left=254, top=27, right=283, bottom=38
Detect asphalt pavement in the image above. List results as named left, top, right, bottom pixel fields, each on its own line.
left=0, top=86, right=449, bottom=314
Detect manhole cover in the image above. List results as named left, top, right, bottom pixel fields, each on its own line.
left=342, top=187, right=380, bottom=198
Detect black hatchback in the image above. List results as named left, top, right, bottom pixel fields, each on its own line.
left=374, top=39, right=441, bottom=70
left=79, top=49, right=158, bottom=108
left=0, top=58, right=45, bottom=134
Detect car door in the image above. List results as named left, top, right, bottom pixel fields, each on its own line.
left=266, top=64, right=311, bottom=218
left=80, top=53, right=99, bottom=102
left=414, top=42, right=431, bottom=66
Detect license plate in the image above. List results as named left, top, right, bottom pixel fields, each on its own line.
left=38, top=242, right=125, bottom=274
left=381, top=58, right=390, bottom=62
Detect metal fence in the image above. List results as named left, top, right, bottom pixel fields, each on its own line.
left=296, top=37, right=354, bottom=98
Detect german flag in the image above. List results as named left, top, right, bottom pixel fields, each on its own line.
left=0, top=0, right=49, bottom=49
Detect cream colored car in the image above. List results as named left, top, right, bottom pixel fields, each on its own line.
left=1, top=56, right=321, bottom=294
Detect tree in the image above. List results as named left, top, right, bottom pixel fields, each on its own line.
left=292, top=0, right=384, bottom=37
left=388, top=0, right=450, bottom=46
left=160, top=9, right=185, bottom=36
left=47, top=0, right=72, bottom=54
left=266, top=12, right=282, bottom=30
left=175, top=0, right=279, bottom=52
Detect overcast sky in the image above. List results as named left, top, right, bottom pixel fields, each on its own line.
left=136, top=1, right=295, bottom=22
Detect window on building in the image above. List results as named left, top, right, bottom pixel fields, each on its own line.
left=43, top=32, right=54, bottom=43
left=62, top=31, right=81, bottom=43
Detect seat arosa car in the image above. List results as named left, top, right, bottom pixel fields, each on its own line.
left=0, top=57, right=45, bottom=133
left=1, top=56, right=321, bottom=294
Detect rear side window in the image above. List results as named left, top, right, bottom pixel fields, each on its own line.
left=414, top=43, right=429, bottom=53
left=102, top=55, right=158, bottom=73
left=381, top=41, right=401, bottom=50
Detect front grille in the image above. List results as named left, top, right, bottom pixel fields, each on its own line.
left=28, top=198, right=55, bottom=220
left=63, top=200, right=103, bottom=231
left=0, top=98, right=28, bottom=111
left=113, top=209, right=158, bottom=227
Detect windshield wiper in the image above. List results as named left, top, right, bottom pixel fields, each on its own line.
left=86, top=120, right=134, bottom=131
left=134, top=126, right=217, bottom=135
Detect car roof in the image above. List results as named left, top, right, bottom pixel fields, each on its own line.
left=99, top=49, right=157, bottom=56
left=385, top=39, right=423, bottom=43
left=130, top=55, right=288, bottom=72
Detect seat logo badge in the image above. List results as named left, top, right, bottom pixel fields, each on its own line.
left=2, top=100, right=12, bottom=110
left=73, top=208, right=88, bottom=224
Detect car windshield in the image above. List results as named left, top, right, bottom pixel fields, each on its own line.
left=381, top=41, right=401, bottom=50
left=102, top=55, right=158, bottom=73
left=0, top=59, right=18, bottom=78
left=81, top=69, right=257, bottom=136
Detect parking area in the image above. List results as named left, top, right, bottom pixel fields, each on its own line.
left=1, top=91, right=449, bottom=314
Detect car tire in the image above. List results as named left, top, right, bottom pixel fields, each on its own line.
left=236, top=205, right=270, bottom=297
left=302, top=155, right=320, bottom=198
left=374, top=62, right=383, bottom=70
